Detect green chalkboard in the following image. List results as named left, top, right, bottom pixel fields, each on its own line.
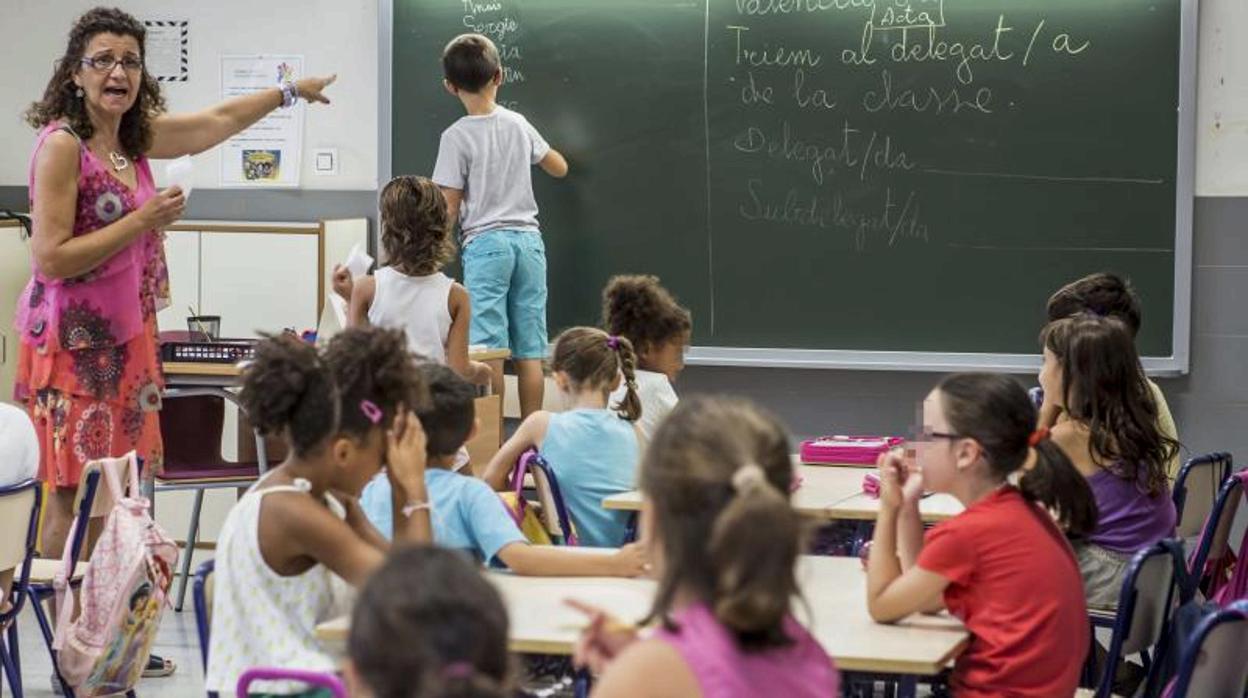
left=390, top=0, right=1191, bottom=364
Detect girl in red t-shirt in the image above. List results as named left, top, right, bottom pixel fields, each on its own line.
left=866, top=373, right=1098, bottom=697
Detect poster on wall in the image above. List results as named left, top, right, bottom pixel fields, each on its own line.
left=219, top=54, right=304, bottom=188
left=143, top=20, right=188, bottom=82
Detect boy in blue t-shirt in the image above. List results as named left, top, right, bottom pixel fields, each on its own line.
left=360, top=363, right=643, bottom=577
left=432, top=33, right=569, bottom=418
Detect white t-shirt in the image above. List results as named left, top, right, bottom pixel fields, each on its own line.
left=610, top=370, right=679, bottom=448
left=431, top=106, right=550, bottom=244
left=0, top=403, right=39, bottom=485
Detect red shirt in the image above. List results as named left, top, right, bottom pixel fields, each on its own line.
left=917, top=486, right=1088, bottom=697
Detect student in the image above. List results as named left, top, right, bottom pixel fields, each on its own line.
left=482, top=327, right=640, bottom=549
left=205, top=328, right=432, bottom=696
left=0, top=403, right=39, bottom=626
left=1040, top=314, right=1179, bottom=609
left=571, top=397, right=838, bottom=698
left=332, top=175, right=490, bottom=386
left=432, top=33, right=569, bottom=418
left=866, top=373, right=1096, bottom=697
left=602, top=274, right=692, bottom=446
left=1042, top=272, right=1181, bottom=479
left=345, top=546, right=512, bottom=698
left=361, top=363, right=646, bottom=576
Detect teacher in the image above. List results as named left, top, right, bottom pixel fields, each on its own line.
left=15, top=5, right=335, bottom=673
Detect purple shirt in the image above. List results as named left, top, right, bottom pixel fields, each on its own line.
left=654, top=604, right=839, bottom=698
left=1087, top=469, right=1176, bottom=554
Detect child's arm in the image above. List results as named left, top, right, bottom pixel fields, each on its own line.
left=481, top=410, right=552, bottom=490
left=347, top=274, right=376, bottom=328
left=332, top=488, right=388, bottom=552
left=445, top=283, right=474, bottom=379
left=439, top=186, right=463, bottom=228
left=538, top=149, right=569, bottom=178
left=867, top=450, right=947, bottom=622
left=496, top=542, right=647, bottom=577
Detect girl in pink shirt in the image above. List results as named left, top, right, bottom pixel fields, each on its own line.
left=571, top=397, right=839, bottom=698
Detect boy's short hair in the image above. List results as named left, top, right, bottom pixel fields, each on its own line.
left=1046, top=272, right=1142, bottom=338
left=442, top=33, right=501, bottom=93
left=414, top=363, right=477, bottom=457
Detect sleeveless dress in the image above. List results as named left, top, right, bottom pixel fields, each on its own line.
left=366, top=267, right=454, bottom=364
left=13, top=123, right=170, bottom=489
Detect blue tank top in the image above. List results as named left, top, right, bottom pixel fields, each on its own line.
left=541, top=408, right=639, bottom=548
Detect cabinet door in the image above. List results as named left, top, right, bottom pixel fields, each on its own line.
left=0, top=222, right=32, bottom=401
left=157, top=230, right=201, bottom=333
left=200, top=231, right=319, bottom=338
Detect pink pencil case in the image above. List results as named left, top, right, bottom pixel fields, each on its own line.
left=800, top=435, right=904, bottom=466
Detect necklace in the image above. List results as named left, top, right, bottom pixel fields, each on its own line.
left=108, top=151, right=129, bottom=173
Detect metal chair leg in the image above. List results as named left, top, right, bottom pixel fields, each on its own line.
left=6, top=620, right=22, bottom=696
left=176, top=489, right=205, bottom=612
left=29, top=590, right=75, bottom=697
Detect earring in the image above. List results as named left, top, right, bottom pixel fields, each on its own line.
left=75, top=86, right=84, bottom=98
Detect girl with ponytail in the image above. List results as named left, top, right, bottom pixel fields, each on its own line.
left=570, top=397, right=839, bottom=698
left=483, top=326, right=642, bottom=548
left=866, top=372, right=1094, bottom=698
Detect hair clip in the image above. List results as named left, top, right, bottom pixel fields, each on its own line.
left=1028, top=427, right=1050, bottom=447
left=442, top=662, right=474, bottom=681
left=360, top=399, right=383, bottom=425
left=606, top=335, right=621, bottom=351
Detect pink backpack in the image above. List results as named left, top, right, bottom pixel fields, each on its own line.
left=53, top=452, right=179, bottom=696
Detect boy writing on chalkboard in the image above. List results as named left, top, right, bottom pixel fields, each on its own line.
left=433, top=33, right=569, bottom=418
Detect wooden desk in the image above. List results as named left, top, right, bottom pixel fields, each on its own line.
left=315, top=556, right=967, bottom=677
left=602, top=465, right=963, bottom=524
left=164, top=347, right=511, bottom=382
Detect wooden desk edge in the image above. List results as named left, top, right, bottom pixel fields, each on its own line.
left=165, top=348, right=511, bottom=378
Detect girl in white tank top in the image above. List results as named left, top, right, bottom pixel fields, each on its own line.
left=332, top=176, right=491, bottom=386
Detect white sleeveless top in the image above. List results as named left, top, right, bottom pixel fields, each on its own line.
left=367, top=267, right=454, bottom=364
left=205, top=476, right=345, bottom=695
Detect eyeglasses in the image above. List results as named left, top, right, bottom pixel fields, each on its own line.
left=80, top=55, right=143, bottom=73
left=910, top=428, right=967, bottom=443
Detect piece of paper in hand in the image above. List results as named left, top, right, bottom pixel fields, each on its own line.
left=344, top=243, right=374, bottom=278
left=165, top=156, right=194, bottom=197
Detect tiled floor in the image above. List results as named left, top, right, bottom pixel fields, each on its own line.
left=7, top=603, right=205, bottom=698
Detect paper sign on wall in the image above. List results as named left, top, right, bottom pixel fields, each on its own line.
left=219, top=55, right=304, bottom=188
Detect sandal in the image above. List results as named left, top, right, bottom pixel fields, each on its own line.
left=143, top=653, right=177, bottom=678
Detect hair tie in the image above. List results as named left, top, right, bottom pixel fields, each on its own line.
left=1028, top=427, right=1050, bottom=447
left=442, top=661, right=474, bottom=681
left=731, top=463, right=767, bottom=494
left=606, top=335, right=621, bottom=351
left=360, top=399, right=383, bottom=425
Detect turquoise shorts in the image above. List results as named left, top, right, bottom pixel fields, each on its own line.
left=462, top=229, right=549, bottom=360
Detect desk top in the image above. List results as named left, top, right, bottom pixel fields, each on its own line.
left=602, top=465, right=963, bottom=524
left=164, top=347, right=511, bottom=381
left=315, top=556, right=967, bottom=675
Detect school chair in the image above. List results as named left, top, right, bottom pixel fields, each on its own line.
left=1172, top=452, right=1232, bottom=540
left=1186, top=468, right=1246, bottom=601
left=157, top=388, right=268, bottom=612
left=511, top=449, right=579, bottom=546
left=236, top=667, right=347, bottom=698
left=0, top=479, right=42, bottom=697
left=1081, top=540, right=1187, bottom=698
left=22, top=461, right=124, bottom=698
left=1167, top=600, right=1248, bottom=698
left=192, top=559, right=215, bottom=672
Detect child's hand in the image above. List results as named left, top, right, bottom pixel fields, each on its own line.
left=385, top=407, right=427, bottom=491
left=567, top=599, right=638, bottom=676
left=877, top=448, right=921, bottom=511
left=610, top=542, right=649, bottom=578
left=331, top=264, right=353, bottom=301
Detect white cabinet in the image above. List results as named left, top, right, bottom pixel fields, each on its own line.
left=0, top=219, right=32, bottom=402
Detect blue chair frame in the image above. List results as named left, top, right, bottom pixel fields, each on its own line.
left=1172, top=452, right=1232, bottom=534
left=1168, top=600, right=1248, bottom=698
left=1186, top=469, right=1246, bottom=600
left=0, top=479, right=43, bottom=698
left=1090, top=539, right=1187, bottom=698
left=193, top=559, right=215, bottom=672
